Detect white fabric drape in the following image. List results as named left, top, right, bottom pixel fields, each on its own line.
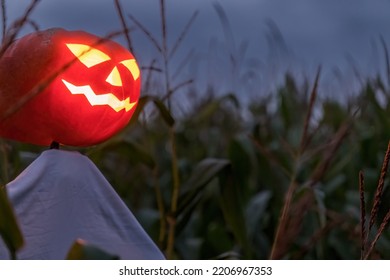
left=0, top=150, right=164, bottom=260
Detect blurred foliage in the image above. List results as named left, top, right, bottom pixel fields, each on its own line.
left=66, top=239, right=120, bottom=260
left=2, top=70, right=390, bottom=259
left=0, top=185, right=24, bottom=259
left=3, top=0, right=390, bottom=260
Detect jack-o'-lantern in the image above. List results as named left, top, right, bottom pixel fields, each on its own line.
left=0, top=28, right=140, bottom=146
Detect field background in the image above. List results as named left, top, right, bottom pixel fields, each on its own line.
left=2, top=0, right=390, bottom=260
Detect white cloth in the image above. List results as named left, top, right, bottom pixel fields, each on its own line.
left=0, top=150, right=164, bottom=260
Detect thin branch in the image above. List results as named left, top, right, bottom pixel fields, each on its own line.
left=269, top=179, right=300, bottom=259
left=0, top=0, right=41, bottom=57
left=359, top=170, right=367, bottom=259
left=25, top=18, right=39, bottom=31
left=166, top=127, right=180, bottom=259
left=279, top=134, right=298, bottom=161
left=0, top=139, right=9, bottom=184
left=1, top=0, right=6, bottom=42
left=158, top=0, right=177, bottom=259
left=308, top=121, right=351, bottom=187
left=250, top=135, right=291, bottom=178
left=170, top=79, right=193, bottom=95
left=160, top=0, right=167, bottom=55
left=293, top=219, right=342, bottom=259
left=142, top=59, right=159, bottom=93
left=301, top=122, right=322, bottom=155
left=114, top=0, right=134, bottom=54
left=298, top=126, right=337, bottom=163
left=364, top=208, right=390, bottom=260
left=369, top=140, right=390, bottom=232
left=213, top=2, right=236, bottom=58
left=169, top=10, right=198, bottom=59
left=300, top=67, right=321, bottom=152
left=128, top=13, right=162, bottom=54
left=159, top=0, right=172, bottom=109
left=153, top=166, right=166, bottom=248
left=162, top=79, right=193, bottom=102
left=269, top=170, right=297, bottom=259
left=172, top=48, right=194, bottom=80
left=140, top=65, right=162, bottom=72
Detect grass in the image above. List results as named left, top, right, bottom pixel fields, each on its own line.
left=359, top=141, right=390, bottom=259
left=2, top=0, right=390, bottom=260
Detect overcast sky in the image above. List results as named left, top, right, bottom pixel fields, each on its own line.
left=5, top=0, right=390, bottom=101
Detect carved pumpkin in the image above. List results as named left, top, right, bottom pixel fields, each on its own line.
left=0, top=28, right=140, bottom=146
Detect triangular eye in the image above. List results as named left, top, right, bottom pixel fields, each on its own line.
left=66, top=44, right=111, bottom=68
left=106, top=66, right=122, bottom=86
left=120, top=59, right=140, bottom=80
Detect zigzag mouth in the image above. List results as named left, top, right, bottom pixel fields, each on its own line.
left=62, top=79, right=137, bottom=112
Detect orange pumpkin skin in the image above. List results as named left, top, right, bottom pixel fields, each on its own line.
left=0, top=28, right=140, bottom=146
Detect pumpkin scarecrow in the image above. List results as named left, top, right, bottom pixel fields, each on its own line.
left=0, top=28, right=164, bottom=259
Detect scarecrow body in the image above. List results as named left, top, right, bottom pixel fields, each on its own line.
left=0, top=150, right=164, bottom=259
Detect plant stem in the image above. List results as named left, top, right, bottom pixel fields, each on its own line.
left=153, top=166, right=166, bottom=248
left=364, top=208, right=390, bottom=260
left=369, top=140, right=390, bottom=232
left=10, top=250, right=16, bottom=260
left=166, top=127, right=180, bottom=259
left=1, top=0, right=6, bottom=42
left=359, top=170, right=366, bottom=259
left=159, top=0, right=172, bottom=110
left=0, top=139, right=9, bottom=184
left=270, top=71, right=320, bottom=259
left=269, top=171, right=298, bottom=259
left=114, top=0, right=134, bottom=54
left=299, top=67, right=320, bottom=152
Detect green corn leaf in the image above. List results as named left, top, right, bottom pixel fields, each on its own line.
left=218, top=165, right=251, bottom=258
left=128, top=95, right=175, bottom=127
left=66, top=239, right=120, bottom=260
left=152, top=98, right=175, bottom=127
left=176, top=158, right=230, bottom=233
left=88, top=138, right=156, bottom=170
left=0, top=187, right=24, bottom=259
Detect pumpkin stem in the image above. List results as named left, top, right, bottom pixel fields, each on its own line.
left=49, top=141, right=60, bottom=149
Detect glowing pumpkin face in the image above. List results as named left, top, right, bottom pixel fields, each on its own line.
left=0, top=28, right=140, bottom=146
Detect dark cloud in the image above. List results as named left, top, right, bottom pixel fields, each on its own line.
left=5, top=0, right=390, bottom=97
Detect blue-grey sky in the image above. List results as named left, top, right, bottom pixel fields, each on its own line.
left=5, top=0, right=390, bottom=102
